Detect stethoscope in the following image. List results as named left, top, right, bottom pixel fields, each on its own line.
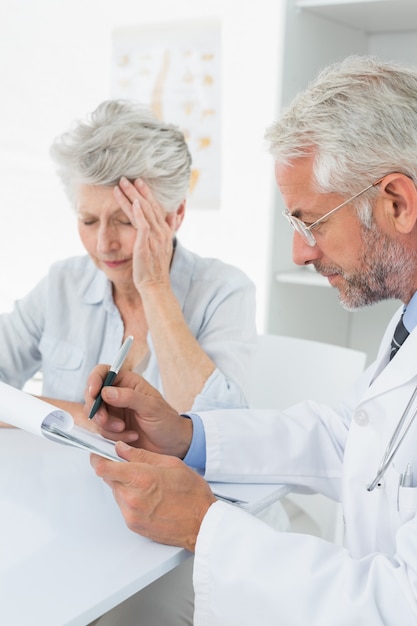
left=367, top=385, right=417, bottom=491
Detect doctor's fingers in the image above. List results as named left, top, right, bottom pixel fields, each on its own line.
left=100, top=374, right=168, bottom=411
left=92, top=445, right=170, bottom=476
left=92, top=448, right=187, bottom=499
left=86, top=367, right=149, bottom=406
left=99, top=384, right=186, bottom=450
left=97, top=452, right=216, bottom=547
left=85, top=365, right=112, bottom=402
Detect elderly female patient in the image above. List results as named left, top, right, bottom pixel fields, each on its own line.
left=0, top=100, right=256, bottom=427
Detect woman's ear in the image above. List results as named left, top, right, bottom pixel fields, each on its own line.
left=166, top=201, right=186, bottom=232
left=380, top=173, right=417, bottom=234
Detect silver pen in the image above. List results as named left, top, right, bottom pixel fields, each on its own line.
left=88, top=336, right=134, bottom=420
left=401, top=463, right=414, bottom=488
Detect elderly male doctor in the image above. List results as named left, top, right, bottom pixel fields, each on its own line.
left=89, top=56, right=417, bottom=625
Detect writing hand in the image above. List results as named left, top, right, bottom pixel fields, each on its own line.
left=85, top=365, right=193, bottom=458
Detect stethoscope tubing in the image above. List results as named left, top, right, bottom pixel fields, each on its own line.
left=367, top=385, right=417, bottom=491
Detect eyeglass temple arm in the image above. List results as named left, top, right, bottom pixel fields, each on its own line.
left=308, top=178, right=385, bottom=231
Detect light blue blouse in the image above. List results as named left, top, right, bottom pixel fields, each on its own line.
left=0, top=241, right=257, bottom=411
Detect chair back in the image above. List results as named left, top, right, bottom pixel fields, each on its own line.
left=246, top=334, right=367, bottom=543
left=247, top=334, right=367, bottom=410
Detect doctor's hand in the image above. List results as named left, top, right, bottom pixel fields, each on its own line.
left=85, top=366, right=193, bottom=459
left=91, top=443, right=216, bottom=552
left=114, top=177, right=176, bottom=291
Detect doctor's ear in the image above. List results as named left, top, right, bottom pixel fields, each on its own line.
left=379, top=173, right=417, bottom=234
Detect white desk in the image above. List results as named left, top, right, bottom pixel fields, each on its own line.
left=0, top=430, right=288, bottom=626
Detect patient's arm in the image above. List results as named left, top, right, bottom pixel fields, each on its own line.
left=0, top=398, right=96, bottom=431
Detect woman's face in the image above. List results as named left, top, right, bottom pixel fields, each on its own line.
left=76, top=184, right=137, bottom=288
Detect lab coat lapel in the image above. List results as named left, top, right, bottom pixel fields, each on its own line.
left=343, top=328, right=417, bottom=556
left=362, top=325, right=417, bottom=401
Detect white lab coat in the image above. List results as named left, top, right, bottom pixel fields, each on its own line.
left=193, top=306, right=417, bottom=625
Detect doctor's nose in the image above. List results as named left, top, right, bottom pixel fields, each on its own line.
left=292, top=232, right=322, bottom=266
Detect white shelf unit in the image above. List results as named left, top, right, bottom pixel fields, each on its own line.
left=267, top=0, right=417, bottom=363
left=294, top=0, right=417, bottom=33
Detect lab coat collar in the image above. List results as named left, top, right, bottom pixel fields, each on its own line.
left=362, top=321, right=417, bottom=401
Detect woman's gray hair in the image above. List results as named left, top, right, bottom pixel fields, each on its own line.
left=50, top=100, right=192, bottom=212
left=265, top=55, right=417, bottom=224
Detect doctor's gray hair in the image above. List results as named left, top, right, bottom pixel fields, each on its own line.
left=265, top=55, right=417, bottom=225
left=50, top=100, right=192, bottom=212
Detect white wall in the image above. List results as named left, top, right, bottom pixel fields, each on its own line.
left=0, top=0, right=285, bottom=330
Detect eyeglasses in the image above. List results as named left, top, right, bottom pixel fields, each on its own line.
left=282, top=177, right=384, bottom=247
